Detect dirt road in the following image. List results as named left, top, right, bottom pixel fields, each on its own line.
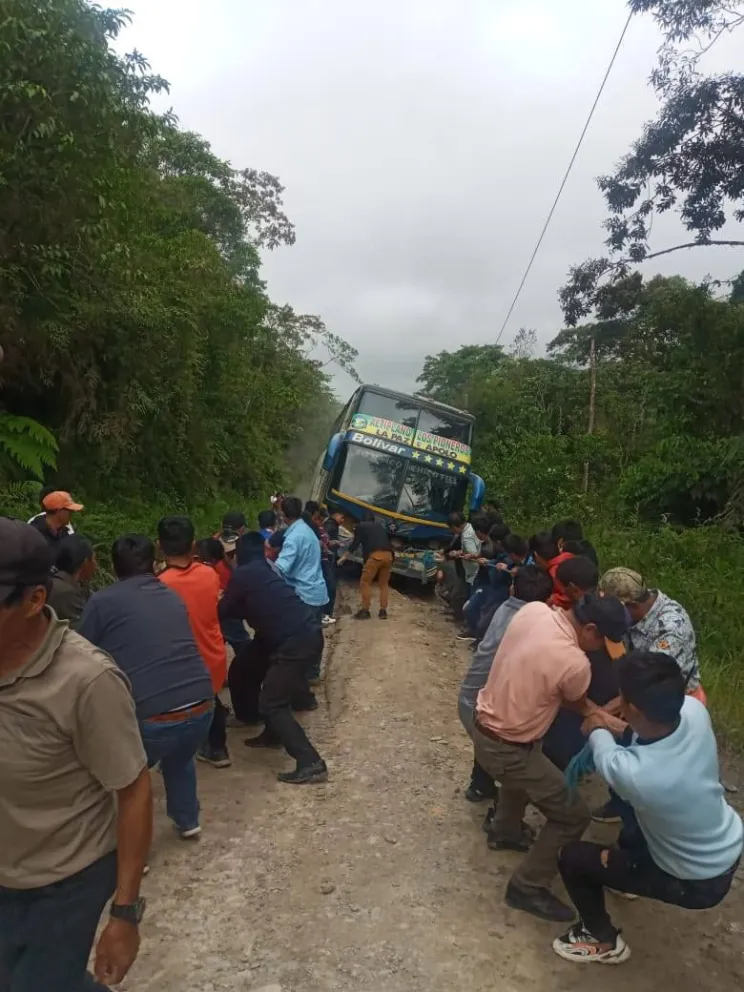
left=126, top=583, right=744, bottom=992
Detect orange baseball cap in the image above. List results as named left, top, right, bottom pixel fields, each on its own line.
left=42, top=490, right=84, bottom=513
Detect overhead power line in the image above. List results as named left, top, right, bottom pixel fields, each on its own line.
left=495, top=11, right=634, bottom=345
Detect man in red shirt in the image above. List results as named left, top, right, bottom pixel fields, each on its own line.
left=530, top=532, right=575, bottom=610
left=158, top=516, right=230, bottom=769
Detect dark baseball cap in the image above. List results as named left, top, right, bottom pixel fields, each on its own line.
left=0, top=518, right=54, bottom=601
left=574, top=592, right=630, bottom=660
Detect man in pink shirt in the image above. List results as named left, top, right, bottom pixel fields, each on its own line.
left=474, top=593, right=628, bottom=923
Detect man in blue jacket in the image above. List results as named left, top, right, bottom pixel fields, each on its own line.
left=220, top=532, right=327, bottom=785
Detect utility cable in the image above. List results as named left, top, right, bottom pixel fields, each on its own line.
left=495, top=11, right=634, bottom=344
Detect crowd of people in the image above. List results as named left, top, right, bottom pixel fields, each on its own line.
left=445, top=508, right=742, bottom=964
left=1, top=486, right=742, bottom=986
left=0, top=489, right=355, bottom=991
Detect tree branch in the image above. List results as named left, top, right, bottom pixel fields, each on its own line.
left=643, top=240, right=744, bottom=261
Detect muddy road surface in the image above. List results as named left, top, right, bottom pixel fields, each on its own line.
left=126, top=583, right=744, bottom=992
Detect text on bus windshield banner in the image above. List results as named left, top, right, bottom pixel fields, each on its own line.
left=349, top=414, right=472, bottom=465
left=345, top=432, right=469, bottom=475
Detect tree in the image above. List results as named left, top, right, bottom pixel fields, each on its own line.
left=416, top=345, right=505, bottom=407
left=0, top=0, right=352, bottom=506
left=560, top=0, right=744, bottom=324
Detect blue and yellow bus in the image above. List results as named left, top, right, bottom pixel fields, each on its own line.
left=309, top=384, right=485, bottom=582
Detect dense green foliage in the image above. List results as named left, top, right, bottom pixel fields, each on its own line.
left=0, top=0, right=348, bottom=514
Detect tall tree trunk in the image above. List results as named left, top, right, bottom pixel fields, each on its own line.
left=582, top=333, right=597, bottom=493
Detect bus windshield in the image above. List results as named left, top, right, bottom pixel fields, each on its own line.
left=416, top=407, right=471, bottom=446
left=356, top=390, right=419, bottom=429
left=333, top=443, right=468, bottom=520
left=333, top=444, right=407, bottom=513
left=398, top=462, right=467, bottom=518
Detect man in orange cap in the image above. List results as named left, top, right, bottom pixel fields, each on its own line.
left=29, top=491, right=84, bottom=548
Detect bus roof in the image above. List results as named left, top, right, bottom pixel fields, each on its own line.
left=357, top=384, right=475, bottom=423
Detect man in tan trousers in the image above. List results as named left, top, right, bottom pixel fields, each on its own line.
left=339, top=512, right=394, bottom=620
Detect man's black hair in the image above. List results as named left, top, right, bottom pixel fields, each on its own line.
left=257, top=509, right=277, bottom=530
left=268, top=529, right=286, bottom=549
left=490, top=522, right=512, bottom=543
left=305, top=500, right=320, bottom=515
left=617, top=650, right=685, bottom=724
left=2, top=581, right=52, bottom=608
left=222, top=510, right=246, bottom=532
left=530, top=531, right=559, bottom=561
left=470, top=513, right=490, bottom=535
left=55, top=535, right=94, bottom=575
left=563, top=538, right=599, bottom=566
left=555, top=555, right=598, bottom=592
left=281, top=496, right=303, bottom=521
left=552, top=519, right=584, bottom=543
left=502, top=532, right=527, bottom=557
left=112, top=535, right=155, bottom=579
left=38, top=484, right=57, bottom=508
left=447, top=511, right=465, bottom=529
left=514, top=564, right=553, bottom=603
left=157, top=515, right=195, bottom=557
left=196, top=537, right=225, bottom=565
left=236, top=531, right=268, bottom=566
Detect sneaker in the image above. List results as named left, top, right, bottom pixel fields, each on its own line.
left=354, top=609, right=371, bottom=620
left=197, top=746, right=232, bottom=768
left=143, top=863, right=150, bottom=876
left=456, top=630, right=476, bottom=643
left=487, top=822, right=536, bottom=852
left=244, top=730, right=283, bottom=749
left=321, top=615, right=337, bottom=626
left=179, top=825, right=202, bottom=840
left=505, top=881, right=576, bottom=923
left=378, top=608, right=388, bottom=620
left=277, top=760, right=329, bottom=784
left=591, top=801, right=623, bottom=824
left=607, top=888, right=639, bottom=901
left=552, top=923, right=631, bottom=964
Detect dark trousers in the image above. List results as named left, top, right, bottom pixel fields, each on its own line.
left=0, top=851, right=117, bottom=992
left=559, top=838, right=739, bottom=943
left=470, top=757, right=498, bottom=796
left=261, top=632, right=324, bottom=768
left=322, top=559, right=337, bottom=615
left=208, top=695, right=229, bottom=752
left=229, top=638, right=316, bottom=722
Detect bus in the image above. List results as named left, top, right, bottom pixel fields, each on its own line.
left=309, top=384, right=485, bottom=583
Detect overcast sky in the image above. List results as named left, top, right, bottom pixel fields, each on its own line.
left=118, top=0, right=744, bottom=396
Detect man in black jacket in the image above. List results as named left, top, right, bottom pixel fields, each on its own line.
left=220, top=533, right=328, bottom=785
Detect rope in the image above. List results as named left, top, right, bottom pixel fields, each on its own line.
left=564, top=742, right=596, bottom=795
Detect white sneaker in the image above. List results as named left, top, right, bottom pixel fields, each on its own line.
left=321, top=615, right=337, bottom=626
left=179, top=825, right=202, bottom=840
left=553, top=923, right=631, bottom=964
left=607, top=888, right=639, bottom=901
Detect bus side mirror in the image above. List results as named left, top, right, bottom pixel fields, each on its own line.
left=323, top=433, right=344, bottom=472
left=469, top=473, right=485, bottom=511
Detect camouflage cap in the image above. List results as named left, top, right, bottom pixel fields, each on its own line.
left=599, top=567, right=647, bottom=603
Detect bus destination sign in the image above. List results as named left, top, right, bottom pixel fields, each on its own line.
left=350, top=414, right=472, bottom=466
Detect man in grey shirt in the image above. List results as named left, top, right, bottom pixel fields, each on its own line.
left=458, top=565, right=554, bottom=803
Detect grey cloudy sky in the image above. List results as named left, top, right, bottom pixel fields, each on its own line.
left=119, top=0, right=744, bottom=397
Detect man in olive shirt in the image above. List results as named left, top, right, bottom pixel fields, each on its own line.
left=0, top=519, right=152, bottom=992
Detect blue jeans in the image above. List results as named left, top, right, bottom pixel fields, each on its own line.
left=306, top=606, right=325, bottom=681
left=322, top=559, right=337, bottom=616
left=463, top=586, right=484, bottom=635
left=0, top=851, right=117, bottom=991
left=140, top=706, right=213, bottom=831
